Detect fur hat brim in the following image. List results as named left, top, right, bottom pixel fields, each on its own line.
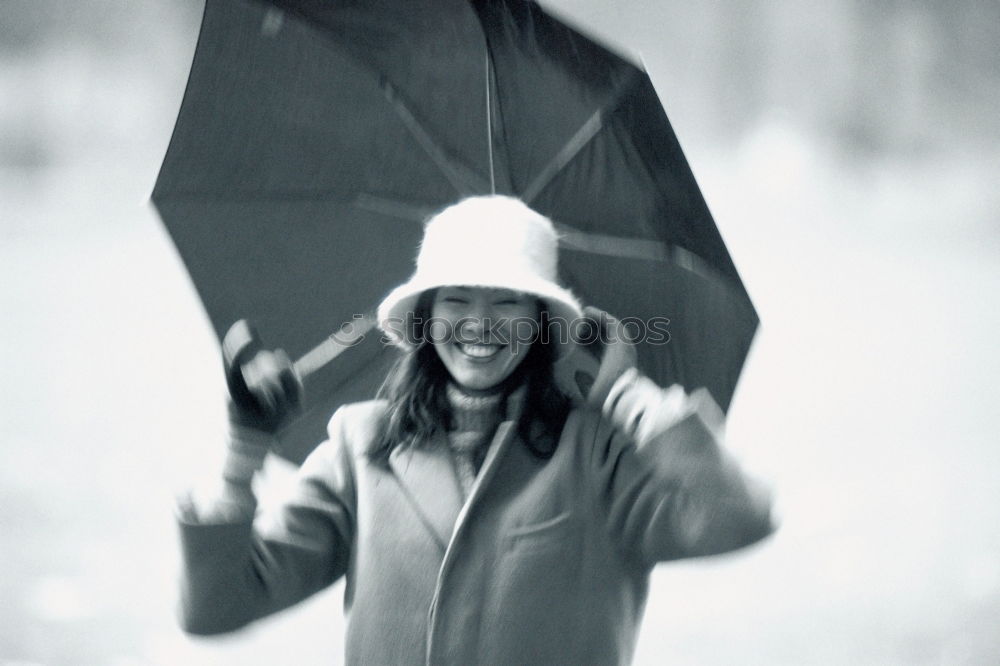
left=377, top=276, right=582, bottom=355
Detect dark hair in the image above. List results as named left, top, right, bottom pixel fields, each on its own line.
left=369, top=290, right=570, bottom=464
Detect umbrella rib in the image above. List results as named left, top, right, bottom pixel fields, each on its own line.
left=353, top=194, right=436, bottom=222
left=485, top=53, right=496, bottom=194
left=522, top=110, right=603, bottom=204
left=381, top=79, right=490, bottom=196
left=153, top=191, right=438, bottom=222
left=553, top=223, right=731, bottom=286
left=294, top=315, right=378, bottom=380
left=521, top=70, right=643, bottom=204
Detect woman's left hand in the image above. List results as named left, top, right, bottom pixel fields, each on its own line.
left=552, top=305, right=637, bottom=407
left=604, top=372, right=726, bottom=448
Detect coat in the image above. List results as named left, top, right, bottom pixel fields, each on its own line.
left=177, top=397, right=774, bottom=665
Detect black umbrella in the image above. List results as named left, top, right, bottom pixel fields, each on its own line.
left=153, top=0, right=758, bottom=463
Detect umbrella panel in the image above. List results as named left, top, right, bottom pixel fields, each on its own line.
left=156, top=199, right=422, bottom=355
left=271, top=0, right=492, bottom=188
left=560, top=249, right=757, bottom=414
left=154, top=0, right=486, bottom=204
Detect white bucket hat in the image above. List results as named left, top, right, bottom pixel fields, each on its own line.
left=377, top=195, right=582, bottom=352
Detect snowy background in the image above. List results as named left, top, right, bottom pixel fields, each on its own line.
left=2, top=1, right=998, bottom=664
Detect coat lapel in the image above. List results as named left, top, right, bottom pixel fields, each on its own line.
left=388, top=386, right=527, bottom=551
left=389, top=434, right=464, bottom=550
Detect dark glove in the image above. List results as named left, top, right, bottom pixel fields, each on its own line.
left=223, top=319, right=303, bottom=434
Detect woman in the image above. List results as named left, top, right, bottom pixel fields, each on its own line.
left=177, top=195, right=775, bottom=665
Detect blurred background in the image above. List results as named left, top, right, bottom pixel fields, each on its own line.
left=1, top=0, right=998, bottom=664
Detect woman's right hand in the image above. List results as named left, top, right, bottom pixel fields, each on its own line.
left=229, top=347, right=303, bottom=433
left=223, top=319, right=303, bottom=434
left=222, top=347, right=303, bottom=486
left=218, top=320, right=304, bottom=491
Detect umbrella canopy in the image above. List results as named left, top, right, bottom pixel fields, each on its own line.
left=153, top=0, right=758, bottom=464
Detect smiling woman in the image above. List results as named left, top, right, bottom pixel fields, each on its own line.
left=369, top=198, right=583, bottom=469
left=430, top=286, right=538, bottom=391
left=176, top=195, right=775, bottom=665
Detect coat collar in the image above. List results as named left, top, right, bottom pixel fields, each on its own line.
left=388, top=386, right=526, bottom=550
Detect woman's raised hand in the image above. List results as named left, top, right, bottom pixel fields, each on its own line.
left=553, top=305, right=638, bottom=407
left=555, top=307, right=725, bottom=447
left=218, top=321, right=304, bottom=490
left=223, top=319, right=303, bottom=434
left=230, top=348, right=303, bottom=431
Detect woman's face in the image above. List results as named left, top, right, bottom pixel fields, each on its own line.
left=430, top=286, right=538, bottom=391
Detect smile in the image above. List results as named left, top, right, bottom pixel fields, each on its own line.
left=457, top=342, right=504, bottom=360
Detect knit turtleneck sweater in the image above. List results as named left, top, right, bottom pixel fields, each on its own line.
left=445, top=382, right=506, bottom=498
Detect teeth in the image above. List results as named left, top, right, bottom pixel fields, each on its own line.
left=459, top=343, right=502, bottom=358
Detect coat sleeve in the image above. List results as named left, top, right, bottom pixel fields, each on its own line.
left=587, top=403, right=775, bottom=568
left=176, top=407, right=358, bottom=635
